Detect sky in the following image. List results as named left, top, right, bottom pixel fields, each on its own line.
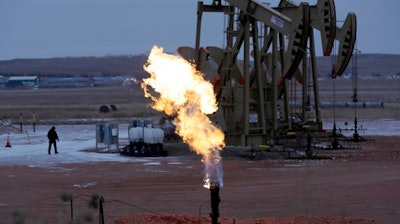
left=0, top=0, right=399, bottom=60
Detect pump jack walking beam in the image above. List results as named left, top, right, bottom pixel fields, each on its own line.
left=225, top=0, right=311, bottom=80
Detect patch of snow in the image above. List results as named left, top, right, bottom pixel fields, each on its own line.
left=0, top=124, right=147, bottom=166
left=73, top=182, right=97, bottom=189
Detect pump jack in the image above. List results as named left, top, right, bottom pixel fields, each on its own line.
left=179, top=0, right=356, bottom=146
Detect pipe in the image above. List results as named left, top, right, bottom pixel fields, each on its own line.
left=289, top=101, right=384, bottom=108
left=210, top=185, right=220, bottom=224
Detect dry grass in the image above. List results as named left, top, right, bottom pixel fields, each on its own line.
left=1, top=78, right=399, bottom=124
left=320, top=102, right=400, bottom=120
left=317, top=79, right=400, bottom=119
left=0, top=85, right=162, bottom=124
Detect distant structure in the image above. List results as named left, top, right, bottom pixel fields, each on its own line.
left=1, top=75, right=130, bottom=88
left=40, top=77, right=94, bottom=88
left=0, top=75, right=6, bottom=86
left=39, top=76, right=128, bottom=88
left=5, top=76, right=39, bottom=88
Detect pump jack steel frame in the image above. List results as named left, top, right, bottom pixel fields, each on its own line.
left=179, top=0, right=356, bottom=147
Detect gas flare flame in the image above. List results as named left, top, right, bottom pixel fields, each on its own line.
left=142, top=46, right=225, bottom=188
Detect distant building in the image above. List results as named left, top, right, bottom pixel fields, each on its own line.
left=0, top=75, right=6, bottom=86
left=5, top=76, right=39, bottom=88
left=40, top=77, right=94, bottom=88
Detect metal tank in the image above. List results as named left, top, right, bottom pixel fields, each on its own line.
left=96, top=123, right=119, bottom=151
left=120, top=119, right=167, bottom=157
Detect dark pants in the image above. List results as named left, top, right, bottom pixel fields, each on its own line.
left=48, top=141, right=58, bottom=154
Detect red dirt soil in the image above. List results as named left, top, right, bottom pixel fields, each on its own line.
left=1, top=136, right=399, bottom=224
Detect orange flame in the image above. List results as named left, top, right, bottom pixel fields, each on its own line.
left=142, top=45, right=225, bottom=164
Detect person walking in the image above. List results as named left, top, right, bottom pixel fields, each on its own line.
left=47, top=126, right=59, bottom=154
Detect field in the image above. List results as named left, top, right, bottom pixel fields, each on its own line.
left=0, top=78, right=400, bottom=224
left=1, top=78, right=399, bottom=123
left=317, top=79, right=400, bottom=120
left=0, top=85, right=160, bottom=123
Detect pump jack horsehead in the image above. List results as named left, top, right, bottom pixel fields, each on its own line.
left=178, top=0, right=356, bottom=146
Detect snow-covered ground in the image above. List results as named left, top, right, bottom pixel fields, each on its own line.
left=0, top=123, right=138, bottom=166
left=0, top=119, right=399, bottom=166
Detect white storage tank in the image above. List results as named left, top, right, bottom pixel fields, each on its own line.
left=129, top=127, right=164, bottom=144
left=123, top=127, right=166, bottom=157
left=129, top=127, right=144, bottom=143
left=143, top=128, right=164, bottom=144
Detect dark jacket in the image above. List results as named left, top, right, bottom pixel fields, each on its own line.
left=47, top=127, right=59, bottom=142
